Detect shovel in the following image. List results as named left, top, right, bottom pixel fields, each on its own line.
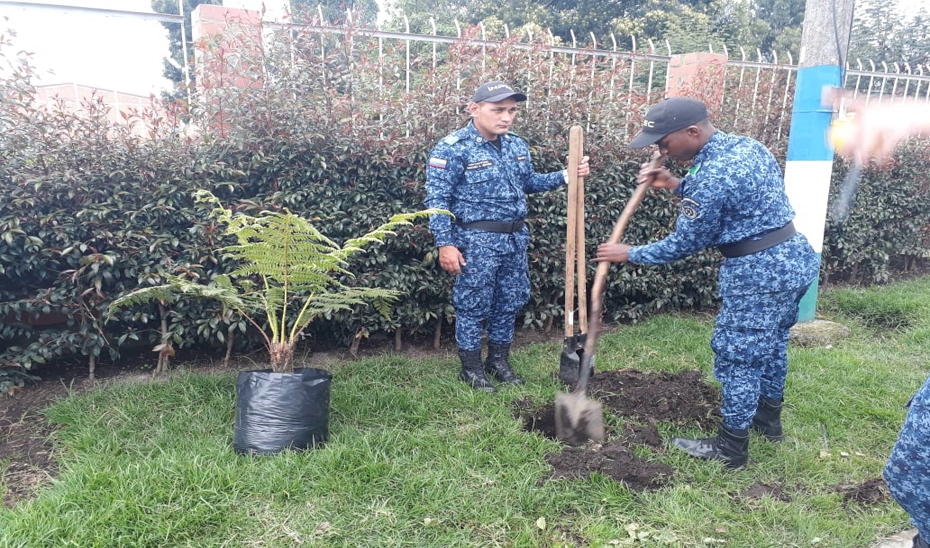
left=555, top=152, right=664, bottom=446
left=559, top=126, right=586, bottom=384
left=575, top=154, right=589, bottom=374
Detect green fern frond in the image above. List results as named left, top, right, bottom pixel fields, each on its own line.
left=290, top=287, right=403, bottom=339
left=335, top=208, right=449, bottom=261
left=107, top=275, right=249, bottom=321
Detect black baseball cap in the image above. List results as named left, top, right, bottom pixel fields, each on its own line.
left=629, top=97, right=708, bottom=149
left=471, top=81, right=527, bottom=103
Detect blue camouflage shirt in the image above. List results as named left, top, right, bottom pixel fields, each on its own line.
left=424, top=121, right=565, bottom=252
left=628, top=131, right=818, bottom=296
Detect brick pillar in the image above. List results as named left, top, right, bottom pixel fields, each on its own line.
left=666, top=52, right=727, bottom=113
left=191, top=4, right=264, bottom=134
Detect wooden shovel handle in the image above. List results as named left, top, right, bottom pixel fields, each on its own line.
left=578, top=152, right=665, bottom=389
left=574, top=130, right=588, bottom=335
left=564, top=127, right=582, bottom=338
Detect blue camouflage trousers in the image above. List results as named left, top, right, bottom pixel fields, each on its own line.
left=884, top=373, right=930, bottom=540
left=710, top=285, right=809, bottom=431
left=454, top=246, right=530, bottom=351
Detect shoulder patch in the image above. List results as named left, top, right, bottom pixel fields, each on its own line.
left=428, top=157, right=448, bottom=169
left=680, top=198, right=701, bottom=219
left=443, top=135, right=460, bottom=145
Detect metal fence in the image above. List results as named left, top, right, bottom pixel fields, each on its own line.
left=4, top=2, right=929, bottom=147
left=225, top=5, right=930, bottom=151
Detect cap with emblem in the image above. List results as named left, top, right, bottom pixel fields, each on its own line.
left=629, top=97, right=708, bottom=149
left=471, top=81, right=527, bottom=103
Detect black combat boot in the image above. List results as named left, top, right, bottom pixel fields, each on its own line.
left=484, top=343, right=524, bottom=385
left=914, top=533, right=930, bottom=548
left=671, top=424, right=750, bottom=469
left=751, top=396, right=784, bottom=442
left=459, top=349, right=496, bottom=392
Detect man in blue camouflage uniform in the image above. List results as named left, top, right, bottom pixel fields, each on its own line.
left=886, top=383, right=930, bottom=548
left=826, top=90, right=930, bottom=548
left=594, top=97, right=819, bottom=468
left=425, top=81, right=590, bottom=392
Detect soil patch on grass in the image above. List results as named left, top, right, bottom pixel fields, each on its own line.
left=0, top=355, right=230, bottom=508
left=1, top=362, right=89, bottom=507
left=835, top=477, right=890, bottom=507
left=515, top=368, right=722, bottom=490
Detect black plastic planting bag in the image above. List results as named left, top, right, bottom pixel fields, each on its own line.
left=233, top=367, right=332, bottom=455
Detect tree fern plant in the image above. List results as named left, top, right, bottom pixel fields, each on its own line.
left=109, top=191, right=448, bottom=373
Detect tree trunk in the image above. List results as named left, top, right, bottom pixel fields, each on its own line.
left=224, top=326, right=235, bottom=367
left=269, top=341, right=295, bottom=373
left=156, top=302, right=171, bottom=376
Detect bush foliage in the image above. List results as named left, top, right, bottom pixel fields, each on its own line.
left=1, top=22, right=928, bottom=391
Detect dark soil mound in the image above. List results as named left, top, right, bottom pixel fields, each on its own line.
left=515, top=368, right=722, bottom=490
left=546, top=442, right=673, bottom=492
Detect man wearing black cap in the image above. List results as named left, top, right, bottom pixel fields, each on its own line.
left=424, top=80, right=590, bottom=392
left=595, top=96, right=818, bottom=468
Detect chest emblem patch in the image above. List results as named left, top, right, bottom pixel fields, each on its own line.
left=680, top=198, right=701, bottom=219
left=466, top=160, right=494, bottom=170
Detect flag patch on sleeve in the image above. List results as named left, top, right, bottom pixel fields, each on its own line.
left=428, top=157, right=447, bottom=169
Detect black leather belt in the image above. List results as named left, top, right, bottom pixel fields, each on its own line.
left=718, top=221, right=796, bottom=258
left=455, top=220, right=525, bottom=233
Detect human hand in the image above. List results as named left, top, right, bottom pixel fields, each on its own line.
left=823, top=87, right=930, bottom=166
left=637, top=155, right=679, bottom=190
left=577, top=155, right=590, bottom=178
left=593, top=243, right=632, bottom=263
left=438, top=245, right=466, bottom=275
left=564, top=155, right=591, bottom=178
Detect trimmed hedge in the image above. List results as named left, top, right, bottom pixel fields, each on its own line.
left=1, top=24, right=928, bottom=391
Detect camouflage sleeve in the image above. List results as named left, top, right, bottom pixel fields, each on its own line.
left=628, top=179, right=725, bottom=265
left=524, top=168, right=567, bottom=194
left=424, top=142, right=463, bottom=247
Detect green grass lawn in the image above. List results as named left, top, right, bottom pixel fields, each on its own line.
left=2, top=277, right=929, bottom=547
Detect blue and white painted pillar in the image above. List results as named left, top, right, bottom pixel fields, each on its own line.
left=783, top=65, right=843, bottom=322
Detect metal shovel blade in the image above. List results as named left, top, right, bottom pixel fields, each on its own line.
left=554, top=389, right=605, bottom=446
left=558, top=335, right=581, bottom=384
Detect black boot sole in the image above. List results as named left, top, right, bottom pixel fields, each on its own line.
left=459, top=372, right=497, bottom=392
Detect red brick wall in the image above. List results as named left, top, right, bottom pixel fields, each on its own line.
left=666, top=52, right=727, bottom=113
left=34, top=83, right=157, bottom=137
